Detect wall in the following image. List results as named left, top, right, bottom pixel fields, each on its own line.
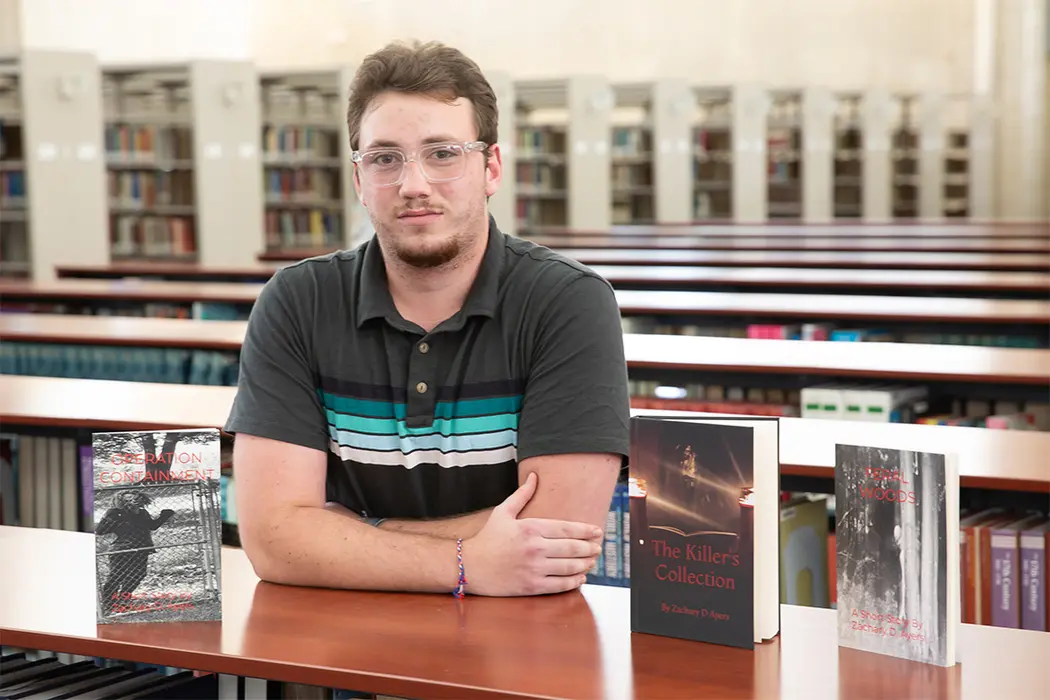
left=0, top=0, right=21, bottom=55
left=248, top=0, right=975, bottom=93
left=17, top=0, right=251, bottom=63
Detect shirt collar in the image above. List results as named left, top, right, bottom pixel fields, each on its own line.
left=356, top=214, right=505, bottom=331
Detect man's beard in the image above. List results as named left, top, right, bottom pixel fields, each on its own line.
left=374, top=196, right=486, bottom=270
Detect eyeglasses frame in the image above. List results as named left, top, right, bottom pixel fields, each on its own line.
left=350, top=140, right=489, bottom=187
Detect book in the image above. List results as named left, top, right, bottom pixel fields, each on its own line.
left=628, top=414, right=780, bottom=649
left=93, top=428, right=223, bottom=624
left=779, top=494, right=830, bottom=607
left=835, top=443, right=960, bottom=667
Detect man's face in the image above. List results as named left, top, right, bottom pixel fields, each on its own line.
left=353, top=91, right=502, bottom=269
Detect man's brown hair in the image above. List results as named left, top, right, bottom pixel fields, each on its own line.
left=346, top=40, right=498, bottom=153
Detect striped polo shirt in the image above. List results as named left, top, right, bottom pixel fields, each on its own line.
left=224, top=216, right=631, bottom=520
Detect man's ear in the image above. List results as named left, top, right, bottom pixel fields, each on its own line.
left=352, top=165, right=367, bottom=207
left=484, top=143, right=503, bottom=198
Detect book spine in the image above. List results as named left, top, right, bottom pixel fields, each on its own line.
left=1019, top=534, right=1046, bottom=631
left=621, top=483, right=630, bottom=586
left=990, top=531, right=1019, bottom=628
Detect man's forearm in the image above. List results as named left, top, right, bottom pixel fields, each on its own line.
left=244, top=505, right=462, bottom=593
left=379, top=508, right=492, bottom=539
left=323, top=501, right=492, bottom=540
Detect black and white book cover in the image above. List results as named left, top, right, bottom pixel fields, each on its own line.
left=93, top=428, right=222, bottom=624
left=835, top=443, right=960, bottom=667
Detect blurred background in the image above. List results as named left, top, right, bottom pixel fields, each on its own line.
left=0, top=0, right=1045, bottom=280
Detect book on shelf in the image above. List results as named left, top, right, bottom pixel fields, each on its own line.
left=628, top=414, right=780, bottom=649
left=92, top=428, right=223, bottom=624
left=834, top=443, right=960, bottom=667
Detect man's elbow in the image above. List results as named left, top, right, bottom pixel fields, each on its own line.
left=237, top=507, right=295, bottom=585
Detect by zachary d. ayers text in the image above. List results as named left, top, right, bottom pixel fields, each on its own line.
left=858, top=466, right=916, bottom=504
left=848, top=608, right=927, bottom=642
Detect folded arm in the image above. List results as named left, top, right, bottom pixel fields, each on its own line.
left=235, top=433, right=463, bottom=592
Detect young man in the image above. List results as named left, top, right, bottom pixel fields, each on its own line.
left=225, top=40, right=631, bottom=598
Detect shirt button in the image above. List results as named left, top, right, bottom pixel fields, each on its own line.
left=416, top=381, right=428, bottom=394
left=418, top=341, right=429, bottom=354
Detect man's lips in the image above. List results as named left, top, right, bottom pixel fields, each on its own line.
left=398, top=210, right=441, bottom=218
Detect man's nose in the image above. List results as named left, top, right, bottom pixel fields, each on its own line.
left=398, top=160, right=432, bottom=198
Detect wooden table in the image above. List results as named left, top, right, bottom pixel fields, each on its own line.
left=52, top=262, right=1050, bottom=300
left=2, top=526, right=1047, bottom=700
left=2, top=375, right=1047, bottom=492
left=563, top=248, right=1050, bottom=272
left=527, top=223, right=1050, bottom=239
left=592, top=265, right=1050, bottom=298
left=4, top=313, right=1049, bottom=386
left=525, top=234, right=1050, bottom=254
left=3, top=280, right=1047, bottom=326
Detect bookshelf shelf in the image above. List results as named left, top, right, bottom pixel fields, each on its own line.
left=259, top=67, right=367, bottom=254
left=0, top=51, right=109, bottom=282
left=691, top=87, right=734, bottom=221
left=514, top=76, right=613, bottom=232
left=767, top=90, right=803, bottom=221
left=0, top=58, right=27, bottom=279
left=610, top=82, right=656, bottom=225
left=102, top=60, right=263, bottom=269
left=833, top=91, right=864, bottom=219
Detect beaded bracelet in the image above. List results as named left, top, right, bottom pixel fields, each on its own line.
left=453, top=537, right=468, bottom=599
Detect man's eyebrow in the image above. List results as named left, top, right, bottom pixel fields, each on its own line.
left=360, top=135, right=462, bottom=150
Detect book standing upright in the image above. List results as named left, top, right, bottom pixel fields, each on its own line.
left=835, top=443, right=960, bottom=667
left=92, top=428, right=222, bottom=624
left=628, top=414, right=780, bottom=649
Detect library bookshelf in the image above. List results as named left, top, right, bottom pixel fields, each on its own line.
left=0, top=50, right=109, bottom=283
left=1, top=46, right=1029, bottom=281
left=100, top=60, right=263, bottom=269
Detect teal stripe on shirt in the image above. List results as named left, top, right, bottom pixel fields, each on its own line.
left=318, top=390, right=523, bottom=420
left=323, top=407, right=519, bottom=437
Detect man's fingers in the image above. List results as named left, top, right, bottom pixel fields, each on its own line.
left=536, top=573, right=589, bottom=595
left=544, top=557, right=599, bottom=578
left=527, top=518, right=604, bottom=540
left=541, top=538, right=602, bottom=559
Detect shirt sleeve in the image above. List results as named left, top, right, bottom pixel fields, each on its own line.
left=515, top=272, right=631, bottom=465
left=223, top=270, right=330, bottom=453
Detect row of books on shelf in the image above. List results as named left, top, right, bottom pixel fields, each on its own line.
left=105, top=124, right=193, bottom=163
left=1, top=170, right=25, bottom=201
left=108, top=170, right=194, bottom=211
left=265, top=168, right=340, bottom=205
left=262, top=124, right=340, bottom=160
left=630, top=380, right=1050, bottom=432
left=0, top=342, right=240, bottom=386
left=112, top=215, right=196, bottom=259
left=624, top=318, right=1047, bottom=349
left=0, top=650, right=397, bottom=699
left=265, top=209, right=343, bottom=250
left=0, top=301, right=247, bottom=320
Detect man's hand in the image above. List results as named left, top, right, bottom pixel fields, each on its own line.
left=462, top=472, right=603, bottom=597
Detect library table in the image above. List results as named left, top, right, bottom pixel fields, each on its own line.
left=526, top=233, right=1050, bottom=254
left=2, top=375, right=1048, bottom=493
left=3, top=313, right=1049, bottom=386
left=563, top=248, right=1050, bottom=272
left=3, top=280, right=1047, bottom=326
left=53, top=262, right=1050, bottom=300
left=529, top=223, right=1050, bottom=239
left=2, top=526, right=1047, bottom=700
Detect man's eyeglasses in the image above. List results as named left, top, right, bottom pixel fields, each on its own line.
left=351, top=140, right=488, bottom=187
